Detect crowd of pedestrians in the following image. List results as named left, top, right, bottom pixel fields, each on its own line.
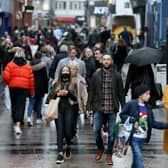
left=0, top=23, right=168, bottom=168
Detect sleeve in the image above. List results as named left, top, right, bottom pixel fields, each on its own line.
left=79, top=80, right=88, bottom=113
left=88, top=72, right=96, bottom=109
left=117, top=72, right=125, bottom=109
left=2, top=63, right=11, bottom=84
left=151, top=110, right=168, bottom=129
left=119, top=102, right=137, bottom=124
left=29, top=67, right=35, bottom=96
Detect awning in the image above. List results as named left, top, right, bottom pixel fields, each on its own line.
left=56, top=17, right=76, bottom=22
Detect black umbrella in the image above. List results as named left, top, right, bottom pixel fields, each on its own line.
left=125, top=47, right=164, bottom=66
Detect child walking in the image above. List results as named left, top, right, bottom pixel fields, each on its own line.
left=120, top=84, right=168, bottom=168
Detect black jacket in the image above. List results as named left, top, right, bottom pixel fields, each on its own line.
left=120, top=99, right=168, bottom=142
left=89, top=67, right=125, bottom=113
left=30, top=59, right=48, bottom=97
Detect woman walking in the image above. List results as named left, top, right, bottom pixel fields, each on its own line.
left=3, top=48, right=34, bottom=135
left=47, top=65, right=77, bottom=164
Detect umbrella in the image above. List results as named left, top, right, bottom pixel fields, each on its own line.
left=125, top=47, right=164, bottom=66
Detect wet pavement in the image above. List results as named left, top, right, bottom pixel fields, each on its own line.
left=0, top=77, right=168, bottom=168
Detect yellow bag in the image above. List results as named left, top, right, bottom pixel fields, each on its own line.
left=44, top=97, right=60, bottom=122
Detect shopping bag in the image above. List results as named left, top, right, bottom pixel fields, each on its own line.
left=113, top=117, right=133, bottom=156
left=44, top=97, right=60, bottom=122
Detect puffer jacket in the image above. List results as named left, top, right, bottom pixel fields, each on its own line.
left=3, top=57, right=34, bottom=96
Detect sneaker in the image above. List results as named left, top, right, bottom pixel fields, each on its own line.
left=106, top=155, right=113, bottom=165
left=36, top=119, right=42, bottom=124
left=27, top=118, right=33, bottom=127
left=95, top=150, right=104, bottom=161
left=14, top=126, right=22, bottom=135
left=56, top=154, right=64, bottom=164
left=27, top=121, right=33, bottom=127
left=65, top=147, right=71, bottom=159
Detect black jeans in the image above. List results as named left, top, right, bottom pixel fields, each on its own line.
left=72, top=104, right=79, bottom=137
left=9, top=88, right=28, bottom=123
left=55, top=101, right=74, bottom=153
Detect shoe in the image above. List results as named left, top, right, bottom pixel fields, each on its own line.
left=65, top=147, right=71, bottom=159
left=14, top=126, right=22, bottom=135
left=36, top=119, right=42, bottom=124
left=56, top=154, right=64, bottom=164
left=95, top=150, right=104, bottom=161
left=27, top=121, right=33, bottom=127
left=27, top=118, right=33, bottom=127
left=106, top=155, right=113, bottom=165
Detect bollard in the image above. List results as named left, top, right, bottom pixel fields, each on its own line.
left=162, top=85, right=168, bottom=153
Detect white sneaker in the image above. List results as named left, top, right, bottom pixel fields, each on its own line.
left=14, top=126, right=22, bottom=135
left=27, top=117, right=33, bottom=127
left=36, top=119, right=42, bottom=124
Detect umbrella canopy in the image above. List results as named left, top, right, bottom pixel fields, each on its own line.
left=125, top=47, right=163, bottom=66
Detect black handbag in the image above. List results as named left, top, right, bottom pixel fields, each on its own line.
left=154, top=83, right=163, bottom=100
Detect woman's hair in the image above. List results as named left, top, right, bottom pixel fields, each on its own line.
left=55, top=65, right=75, bottom=93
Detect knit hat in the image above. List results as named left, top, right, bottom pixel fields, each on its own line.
left=134, top=84, right=150, bottom=97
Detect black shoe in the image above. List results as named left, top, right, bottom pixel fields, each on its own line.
left=56, top=154, right=64, bottom=164
left=27, top=121, right=33, bottom=127
left=65, top=147, right=71, bottom=159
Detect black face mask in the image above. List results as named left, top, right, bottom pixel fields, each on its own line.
left=61, top=73, right=70, bottom=81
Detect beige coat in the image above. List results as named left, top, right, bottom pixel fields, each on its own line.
left=72, top=74, right=88, bottom=113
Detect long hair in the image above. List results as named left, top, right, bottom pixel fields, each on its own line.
left=55, top=66, right=76, bottom=94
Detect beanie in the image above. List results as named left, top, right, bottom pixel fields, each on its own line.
left=134, top=84, right=150, bottom=98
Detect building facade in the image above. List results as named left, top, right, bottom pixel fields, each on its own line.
left=0, top=0, right=12, bottom=36
left=146, top=0, right=168, bottom=48
left=50, top=0, right=86, bottom=25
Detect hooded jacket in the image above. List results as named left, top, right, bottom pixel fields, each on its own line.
left=3, top=57, right=34, bottom=96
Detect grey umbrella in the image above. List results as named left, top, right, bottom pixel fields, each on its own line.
left=125, top=47, right=164, bottom=66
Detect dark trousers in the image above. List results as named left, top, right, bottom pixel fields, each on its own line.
left=72, top=104, right=79, bottom=137
left=55, top=101, right=74, bottom=153
left=9, top=88, right=28, bottom=123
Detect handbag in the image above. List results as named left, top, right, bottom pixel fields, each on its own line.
left=44, top=97, right=60, bottom=122
left=154, top=83, right=163, bottom=100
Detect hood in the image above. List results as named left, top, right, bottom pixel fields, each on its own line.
left=13, top=57, right=27, bottom=66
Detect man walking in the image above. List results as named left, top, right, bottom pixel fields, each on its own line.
left=89, top=54, right=125, bottom=165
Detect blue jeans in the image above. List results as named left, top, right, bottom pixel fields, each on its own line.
left=130, top=140, right=144, bottom=168
left=93, top=112, right=116, bottom=155
left=27, top=96, right=43, bottom=119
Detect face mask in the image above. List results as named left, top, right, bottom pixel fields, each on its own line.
left=61, top=73, right=70, bottom=81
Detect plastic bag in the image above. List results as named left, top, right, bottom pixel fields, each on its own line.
left=113, top=117, right=133, bottom=156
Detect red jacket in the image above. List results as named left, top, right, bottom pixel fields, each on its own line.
left=3, top=61, right=34, bottom=96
